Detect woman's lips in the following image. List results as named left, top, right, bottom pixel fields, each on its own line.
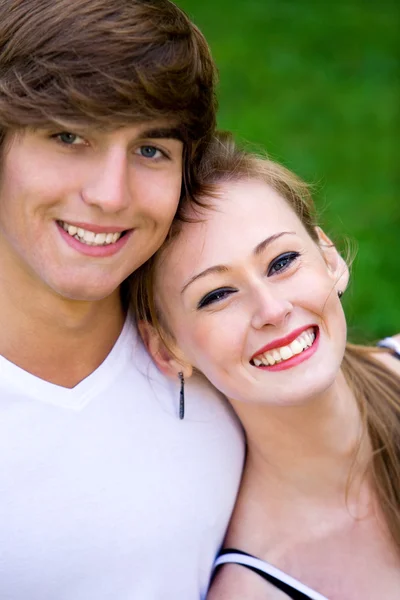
left=251, top=326, right=319, bottom=371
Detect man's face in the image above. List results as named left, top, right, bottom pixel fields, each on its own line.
left=0, top=123, right=183, bottom=301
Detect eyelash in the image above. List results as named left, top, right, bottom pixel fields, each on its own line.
left=197, top=251, right=301, bottom=309
left=51, top=133, right=168, bottom=160
left=51, top=132, right=86, bottom=146
left=267, top=251, right=300, bottom=275
left=136, top=145, right=167, bottom=160
left=197, top=287, right=236, bottom=309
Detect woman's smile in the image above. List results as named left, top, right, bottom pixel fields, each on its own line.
left=250, top=325, right=319, bottom=371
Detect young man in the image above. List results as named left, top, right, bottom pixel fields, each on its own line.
left=0, top=2, right=244, bottom=598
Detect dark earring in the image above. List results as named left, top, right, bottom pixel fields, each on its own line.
left=178, top=372, right=185, bottom=420
left=338, top=290, right=343, bottom=299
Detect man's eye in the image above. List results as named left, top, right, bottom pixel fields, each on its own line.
left=53, top=132, right=86, bottom=145
left=197, top=288, right=237, bottom=309
left=268, top=252, right=300, bottom=276
left=137, top=145, right=163, bottom=159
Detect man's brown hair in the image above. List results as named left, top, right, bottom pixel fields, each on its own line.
left=0, top=0, right=217, bottom=184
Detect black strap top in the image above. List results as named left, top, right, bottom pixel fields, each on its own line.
left=377, top=336, right=400, bottom=359
left=215, top=549, right=329, bottom=600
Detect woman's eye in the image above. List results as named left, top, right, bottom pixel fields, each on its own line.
left=197, top=288, right=237, bottom=309
left=268, top=251, right=300, bottom=276
left=137, top=145, right=164, bottom=159
left=53, top=132, right=86, bottom=146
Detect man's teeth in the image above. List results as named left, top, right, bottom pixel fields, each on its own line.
left=60, top=221, right=122, bottom=246
left=253, top=328, right=316, bottom=367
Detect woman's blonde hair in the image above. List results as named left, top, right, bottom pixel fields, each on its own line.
left=130, top=132, right=400, bottom=549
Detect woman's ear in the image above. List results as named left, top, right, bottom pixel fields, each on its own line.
left=315, top=227, right=349, bottom=294
left=138, top=321, right=193, bottom=380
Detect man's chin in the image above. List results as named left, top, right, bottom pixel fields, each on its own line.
left=51, top=278, right=123, bottom=305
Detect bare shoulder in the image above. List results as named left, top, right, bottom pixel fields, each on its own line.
left=373, top=333, right=400, bottom=377
left=207, top=563, right=288, bottom=600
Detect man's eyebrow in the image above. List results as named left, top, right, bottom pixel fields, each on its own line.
left=181, top=231, right=296, bottom=295
left=139, top=126, right=184, bottom=141
left=42, top=122, right=185, bottom=142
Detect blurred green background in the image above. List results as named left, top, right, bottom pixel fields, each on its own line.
left=178, top=0, right=399, bottom=342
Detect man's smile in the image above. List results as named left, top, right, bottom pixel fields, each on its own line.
left=58, top=220, right=128, bottom=246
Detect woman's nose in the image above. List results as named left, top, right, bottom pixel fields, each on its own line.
left=250, top=285, right=292, bottom=330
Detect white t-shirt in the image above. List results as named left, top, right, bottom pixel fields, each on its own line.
left=0, top=319, right=244, bottom=600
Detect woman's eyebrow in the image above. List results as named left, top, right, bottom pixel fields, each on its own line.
left=181, top=265, right=229, bottom=295
left=254, top=231, right=296, bottom=256
left=181, top=231, right=296, bottom=294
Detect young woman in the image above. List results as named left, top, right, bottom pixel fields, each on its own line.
left=131, top=134, right=400, bottom=599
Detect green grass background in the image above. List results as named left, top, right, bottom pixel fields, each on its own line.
left=177, top=0, right=399, bottom=342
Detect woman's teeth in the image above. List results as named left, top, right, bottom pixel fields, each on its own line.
left=252, top=328, right=316, bottom=367
left=59, top=221, right=122, bottom=246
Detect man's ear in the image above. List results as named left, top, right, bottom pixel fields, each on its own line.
left=138, top=321, right=193, bottom=380
left=315, top=227, right=349, bottom=294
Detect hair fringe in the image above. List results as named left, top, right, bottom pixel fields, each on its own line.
left=0, top=0, right=217, bottom=187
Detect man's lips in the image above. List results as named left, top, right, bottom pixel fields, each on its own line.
left=56, top=220, right=134, bottom=257
left=251, top=324, right=318, bottom=360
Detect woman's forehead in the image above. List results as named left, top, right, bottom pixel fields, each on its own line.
left=181, top=179, right=300, bottom=241
left=158, top=179, right=304, bottom=280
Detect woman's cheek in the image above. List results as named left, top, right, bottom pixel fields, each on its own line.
left=191, top=322, right=222, bottom=361
left=194, top=314, right=245, bottom=365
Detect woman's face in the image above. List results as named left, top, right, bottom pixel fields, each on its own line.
left=153, top=179, right=348, bottom=407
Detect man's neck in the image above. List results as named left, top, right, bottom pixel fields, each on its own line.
left=0, top=272, right=125, bottom=388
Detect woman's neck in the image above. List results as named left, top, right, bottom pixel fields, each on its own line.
left=229, top=370, right=371, bottom=504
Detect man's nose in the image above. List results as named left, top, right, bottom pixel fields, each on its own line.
left=81, top=148, right=130, bottom=213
